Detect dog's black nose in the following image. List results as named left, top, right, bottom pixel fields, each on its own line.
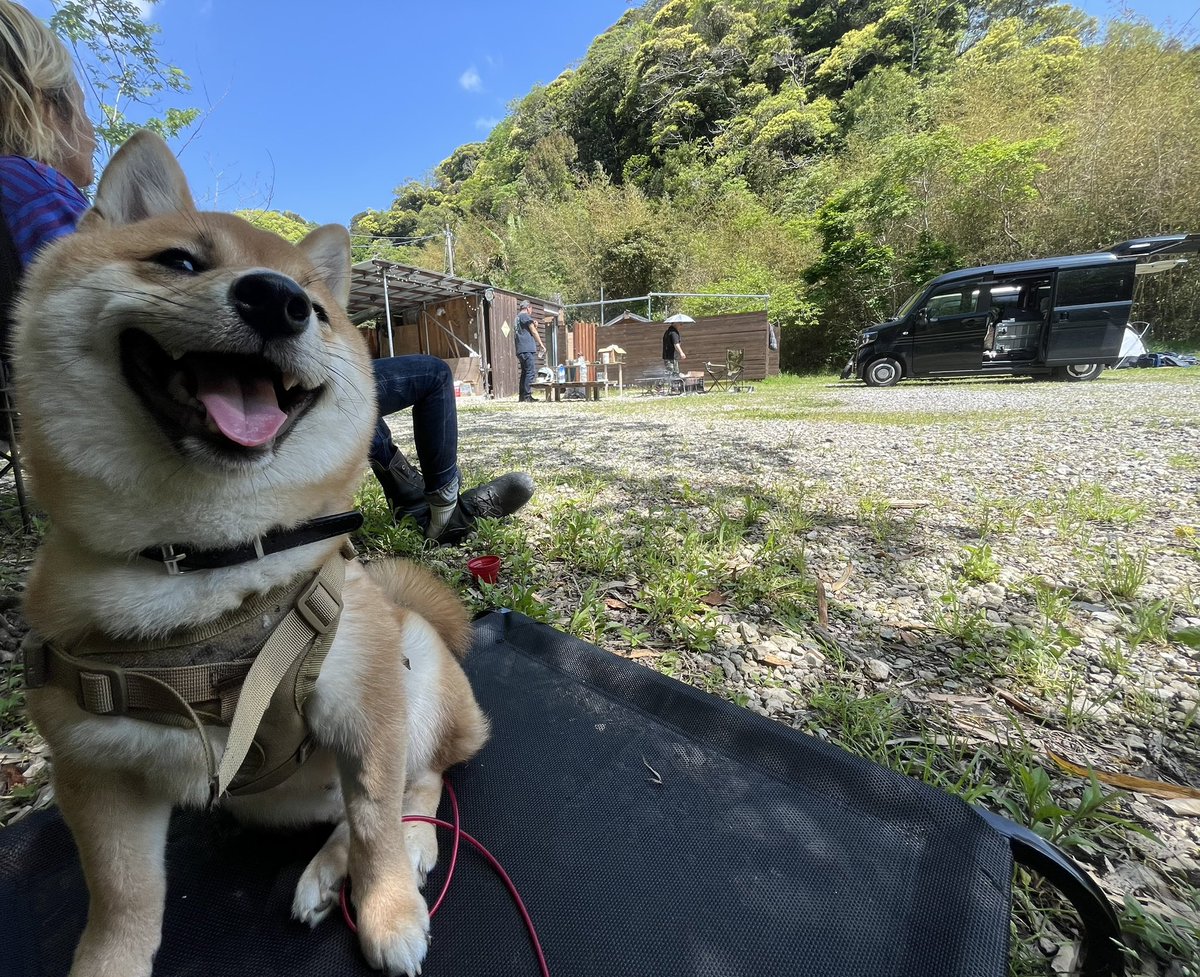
left=230, top=272, right=312, bottom=340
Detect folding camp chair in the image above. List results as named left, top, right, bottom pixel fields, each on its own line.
left=0, top=198, right=32, bottom=533
left=0, top=610, right=1124, bottom=977
left=705, top=347, right=745, bottom=392
left=0, top=362, right=31, bottom=532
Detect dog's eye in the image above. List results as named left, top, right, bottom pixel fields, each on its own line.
left=150, top=249, right=202, bottom=274
left=312, top=303, right=330, bottom=324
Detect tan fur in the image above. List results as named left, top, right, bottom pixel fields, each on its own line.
left=13, top=132, right=487, bottom=977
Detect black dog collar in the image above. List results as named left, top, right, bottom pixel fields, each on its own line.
left=139, top=511, right=363, bottom=575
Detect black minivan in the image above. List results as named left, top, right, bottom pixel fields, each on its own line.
left=841, top=234, right=1198, bottom=386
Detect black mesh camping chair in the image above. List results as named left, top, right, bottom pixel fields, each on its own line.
left=0, top=362, right=30, bottom=533
left=705, top=347, right=745, bottom=392
left=0, top=611, right=1125, bottom=977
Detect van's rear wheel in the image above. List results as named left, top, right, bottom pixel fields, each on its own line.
left=1054, top=363, right=1103, bottom=382
left=864, top=357, right=902, bottom=387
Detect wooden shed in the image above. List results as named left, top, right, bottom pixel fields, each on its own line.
left=554, top=311, right=780, bottom=382
left=345, top=259, right=562, bottom=400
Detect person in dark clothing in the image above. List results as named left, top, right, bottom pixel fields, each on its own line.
left=369, top=356, right=534, bottom=545
left=514, top=299, right=546, bottom=402
left=662, top=322, right=686, bottom=375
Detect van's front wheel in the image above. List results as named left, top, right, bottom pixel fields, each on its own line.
left=864, top=357, right=903, bottom=387
left=1054, top=363, right=1103, bottom=382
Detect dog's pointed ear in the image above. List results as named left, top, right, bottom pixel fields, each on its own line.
left=80, top=130, right=194, bottom=230
left=297, top=225, right=352, bottom=309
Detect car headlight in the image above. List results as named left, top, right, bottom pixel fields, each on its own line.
left=859, top=331, right=875, bottom=346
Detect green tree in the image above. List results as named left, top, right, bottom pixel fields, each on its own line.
left=235, top=210, right=319, bottom=244
left=49, top=0, right=199, bottom=160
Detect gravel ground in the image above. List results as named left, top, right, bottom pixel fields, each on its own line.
left=450, top=372, right=1200, bottom=971
left=2, top=370, right=1198, bottom=971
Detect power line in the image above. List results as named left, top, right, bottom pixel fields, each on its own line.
left=349, top=232, right=442, bottom=244
left=1177, top=5, right=1199, bottom=35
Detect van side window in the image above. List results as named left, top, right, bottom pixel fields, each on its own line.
left=1056, top=264, right=1136, bottom=306
left=924, top=285, right=983, bottom=319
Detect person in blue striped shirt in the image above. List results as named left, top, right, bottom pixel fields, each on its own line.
left=0, top=1, right=94, bottom=269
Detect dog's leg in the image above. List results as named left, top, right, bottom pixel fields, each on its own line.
left=55, top=767, right=172, bottom=977
left=293, top=820, right=350, bottom=926
left=339, top=739, right=430, bottom=976
left=402, top=769, right=443, bottom=887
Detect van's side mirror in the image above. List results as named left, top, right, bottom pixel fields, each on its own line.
left=916, top=308, right=928, bottom=326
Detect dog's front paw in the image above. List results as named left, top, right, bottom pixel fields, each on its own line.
left=356, top=884, right=431, bottom=976
left=292, top=829, right=350, bottom=926
left=404, top=822, right=439, bottom=888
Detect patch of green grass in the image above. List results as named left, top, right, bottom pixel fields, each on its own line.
left=999, top=626, right=1073, bottom=694
left=543, top=504, right=629, bottom=578
left=1084, top=545, right=1149, bottom=602
left=1027, top=578, right=1075, bottom=629
left=1098, top=639, right=1132, bottom=677
left=856, top=494, right=913, bottom=546
left=1117, top=893, right=1200, bottom=976
left=564, top=580, right=616, bottom=643
left=806, top=682, right=902, bottom=762
left=1125, top=599, right=1174, bottom=648
left=932, top=590, right=991, bottom=648
left=992, top=757, right=1151, bottom=856
left=1057, top=483, right=1146, bottom=528
left=961, top=542, right=1002, bottom=583
left=973, top=498, right=1027, bottom=538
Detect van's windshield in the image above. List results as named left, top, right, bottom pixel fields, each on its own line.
left=896, top=284, right=927, bottom=319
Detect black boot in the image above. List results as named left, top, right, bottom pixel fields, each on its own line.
left=429, top=472, right=535, bottom=546
left=370, top=451, right=429, bottom=528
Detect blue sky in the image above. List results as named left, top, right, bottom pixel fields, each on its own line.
left=25, top=0, right=1193, bottom=227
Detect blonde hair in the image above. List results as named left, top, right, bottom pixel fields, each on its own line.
left=0, top=1, right=84, bottom=166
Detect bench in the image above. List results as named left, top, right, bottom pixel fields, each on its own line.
left=530, top=381, right=604, bottom=403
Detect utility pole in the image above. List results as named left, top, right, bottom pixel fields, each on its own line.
left=444, top=225, right=456, bottom=276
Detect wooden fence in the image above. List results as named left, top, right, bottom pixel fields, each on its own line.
left=550, top=311, right=777, bottom=381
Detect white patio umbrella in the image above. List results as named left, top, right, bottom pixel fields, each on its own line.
left=663, top=313, right=694, bottom=323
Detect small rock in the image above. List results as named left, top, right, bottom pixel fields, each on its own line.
left=864, top=659, right=890, bottom=682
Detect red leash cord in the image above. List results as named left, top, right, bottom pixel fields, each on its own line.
left=338, top=780, right=549, bottom=977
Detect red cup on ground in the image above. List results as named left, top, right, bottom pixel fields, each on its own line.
left=467, top=555, right=501, bottom=585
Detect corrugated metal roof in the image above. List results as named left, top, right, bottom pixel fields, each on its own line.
left=346, top=259, right=561, bottom=318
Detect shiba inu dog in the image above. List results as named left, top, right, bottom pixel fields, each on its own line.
left=12, top=131, right=488, bottom=977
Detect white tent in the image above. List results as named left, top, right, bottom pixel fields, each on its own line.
left=1115, top=323, right=1149, bottom=368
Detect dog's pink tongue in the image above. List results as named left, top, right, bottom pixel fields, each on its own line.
left=194, top=369, right=286, bottom=447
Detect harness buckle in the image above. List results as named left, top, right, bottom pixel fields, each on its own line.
left=160, top=544, right=189, bottom=575
left=21, top=635, right=47, bottom=688
left=296, top=574, right=343, bottom=635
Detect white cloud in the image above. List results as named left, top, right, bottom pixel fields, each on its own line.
left=459, top=67, right=482, bottom=92
left=474, top=117, right=500, bottom=131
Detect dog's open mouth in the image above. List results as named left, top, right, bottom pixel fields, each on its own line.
left=120, top=328, right=321, bottom=454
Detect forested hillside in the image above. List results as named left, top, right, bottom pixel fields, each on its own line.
left=349, top=0, right=1200, bottom=371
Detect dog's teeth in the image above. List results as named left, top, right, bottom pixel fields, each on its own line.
left=282, top=373, right=300, bottom=391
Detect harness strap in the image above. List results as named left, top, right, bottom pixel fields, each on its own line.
left=23, top=553, right=346, bottom=804
left=214, top=554, right=344, bottom=800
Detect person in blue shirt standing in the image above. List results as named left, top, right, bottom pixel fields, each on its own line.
left=514, top=299, right=546, bottom=402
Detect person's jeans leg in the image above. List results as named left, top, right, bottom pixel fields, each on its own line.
left=518, top=352, right=537, bottom=401
left=371, top=355, right=459, bottom=494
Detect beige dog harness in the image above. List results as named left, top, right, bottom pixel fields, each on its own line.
left=23, top=554, right=347, bottom=803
